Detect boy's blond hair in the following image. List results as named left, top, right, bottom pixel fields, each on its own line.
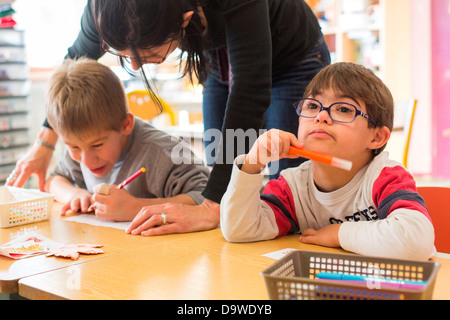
left=303, top=62, right=394, bottom=154
left=46, top=58, right=128, bottom=137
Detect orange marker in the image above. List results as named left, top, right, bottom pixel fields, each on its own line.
left=288, top=147, right=352, bottom=171
left=88, top=167, right=146, bottom=212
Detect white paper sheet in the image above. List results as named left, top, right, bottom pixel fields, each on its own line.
left=64, top=214, right=131, bottom=230
left=262, top=248, right=297, bottom=260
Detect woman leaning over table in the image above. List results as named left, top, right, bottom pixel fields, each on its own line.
left=8, top=0, right=330, bottom=236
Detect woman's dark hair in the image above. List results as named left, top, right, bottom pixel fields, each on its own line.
left=93, top=0, right=209, bottom=108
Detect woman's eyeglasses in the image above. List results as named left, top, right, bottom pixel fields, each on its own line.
left=102, top=39, right=175, bottom=63
left=102, top=41, right=128, bottom=58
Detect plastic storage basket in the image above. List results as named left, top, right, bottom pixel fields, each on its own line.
left=262, top=250, right=440, bottom=300
left=0, top=186, right=54, bottom=228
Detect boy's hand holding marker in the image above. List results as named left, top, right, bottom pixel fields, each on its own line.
left=243, top=130, right=304, bottom=174
left=242, top=129, right=352, bottom=174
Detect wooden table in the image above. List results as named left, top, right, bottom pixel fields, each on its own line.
left=18, top=227, right=345, bottom=300
left=2, top=201, right=341, bottom=299
left=432, top=255, right=450, bottom=300
left=17, top=225, right=450, bottom=300
left=2, top=201, right=450, bottom=300
left=0, top=202, right=175, bottom=294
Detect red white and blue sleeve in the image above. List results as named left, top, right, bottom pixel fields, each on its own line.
left=339, top=164, right=435, bottom=260
left=260, top=176, right=300, bottom=236
left=220, top=155, right=293, bottom=242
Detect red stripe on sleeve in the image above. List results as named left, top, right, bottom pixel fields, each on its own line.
left=372, top=166, right=430, bottom=220
left=262, top=176, right=299, bottom=236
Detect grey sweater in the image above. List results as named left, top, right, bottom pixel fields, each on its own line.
left=51, top=117, right=210, bottom=204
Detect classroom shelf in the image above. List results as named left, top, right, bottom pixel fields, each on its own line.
left=0, top=27, right=30, bottom=184
left=307, top=0, right=413, bottom=103
left=307, top=0, right=384, bottom=76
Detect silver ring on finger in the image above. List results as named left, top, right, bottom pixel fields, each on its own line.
left=161, top=213, right=168, bottom=225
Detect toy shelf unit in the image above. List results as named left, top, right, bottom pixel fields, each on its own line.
left=0, top=28, right=30, bottom=184
left=308, top=0, right=384, bottom=77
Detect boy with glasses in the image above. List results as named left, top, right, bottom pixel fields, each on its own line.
left=220, top=62, right=435, bottom=261
left=44, top=58, right=209, bottom=224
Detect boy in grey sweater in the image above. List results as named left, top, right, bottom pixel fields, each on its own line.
left=44, top=58, right=209, bottom=222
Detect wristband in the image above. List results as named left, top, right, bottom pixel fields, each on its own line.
left=37, top=139, right=55, bottom=150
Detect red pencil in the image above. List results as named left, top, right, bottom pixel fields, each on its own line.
left=117, top=167, right=146, bottom=189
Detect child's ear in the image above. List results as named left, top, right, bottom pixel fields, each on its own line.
left=122, top=113, right=134, bottom=135
left=369, top=126, right=390, bottom=151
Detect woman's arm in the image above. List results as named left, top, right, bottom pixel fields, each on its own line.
left=202, top=1, right=273, bottom=203
left=66, top=0, right=104, bottom=60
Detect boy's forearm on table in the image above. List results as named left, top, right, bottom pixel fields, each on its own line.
left=47, top=176, right=81, bottom=203
left=136, top=194, right=197, bottom=208
left=338, top=210, right=435, bottom=260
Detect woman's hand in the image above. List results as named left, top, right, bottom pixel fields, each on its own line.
left=7, top=127, right=57, bottom=191
left=126, top=198, right=220, bottom=236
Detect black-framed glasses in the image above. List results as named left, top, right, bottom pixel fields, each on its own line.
left=293, top=98, right=379, bottom=126
left=102, top=39, right=175, bottom=62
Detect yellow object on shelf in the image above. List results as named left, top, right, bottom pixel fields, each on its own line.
left=126, top=90, right=176, bottom=125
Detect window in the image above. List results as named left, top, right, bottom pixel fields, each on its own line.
left=13, top=0, right=88, bottom=68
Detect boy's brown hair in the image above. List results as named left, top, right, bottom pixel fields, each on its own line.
left=303, top=62, right=394, bottom=154
left=46, top=57, right=128, bottom=137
